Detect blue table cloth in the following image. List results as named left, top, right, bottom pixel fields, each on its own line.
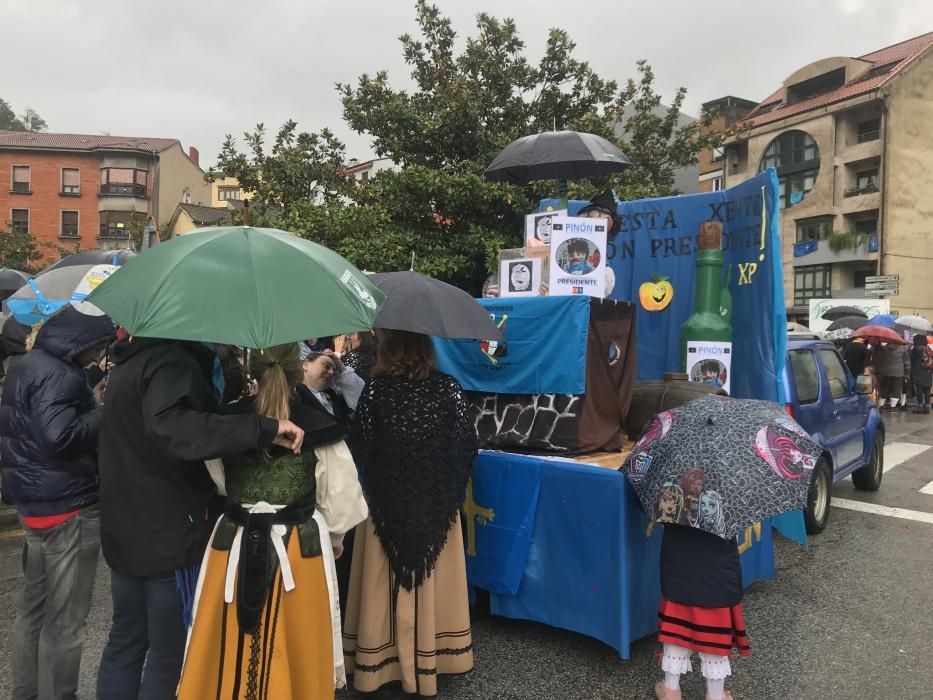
left=465, top=450, right=781, bottom=659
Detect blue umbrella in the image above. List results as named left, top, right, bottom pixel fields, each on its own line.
left=866, top=314, right=897, bottom=328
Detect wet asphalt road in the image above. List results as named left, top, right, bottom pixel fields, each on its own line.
left=2, top=410, right=932, bottom=699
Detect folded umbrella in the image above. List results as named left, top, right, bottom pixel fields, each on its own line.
left=86, top=226, right=384, bottom=348
left=820, top=306, right=868, bottom=321
left=826, top=315, right=868, bottom=332
left=851, top=325, right=908, bottom=345
left=620, top=394, right=822, bottom=541
left=895, top=315, right=932, bottom=333
left=369, top=270, right=502, bottom=340
left=5, top=264, right=116, bottom=325
left=0, top=268, right=29, bottom=293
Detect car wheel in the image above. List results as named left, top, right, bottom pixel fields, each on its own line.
left=852, top=433, right=884, bottom=492
left=805, top=458, right=832, bottom=535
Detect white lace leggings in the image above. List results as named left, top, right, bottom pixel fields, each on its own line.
left=661, top=643, right=731, bottom=697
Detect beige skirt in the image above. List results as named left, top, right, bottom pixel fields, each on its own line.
left=342, top=515, right=474, bottom=696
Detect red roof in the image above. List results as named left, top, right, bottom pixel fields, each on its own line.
left=0, top=130, right=180, bottom=153
left=740, top=31, right=933, bottom=128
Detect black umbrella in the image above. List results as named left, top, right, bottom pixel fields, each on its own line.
left=620, top=394, right=822, bottom=541
left=370, top=271, right=502, bottom=340
left=820, top=305, right=868, bottom=321
left=826, top=315, right=868, bottom=332
left=41, top=249, right=136, bottom=274
left=0, top=268, right=29, bottom=292
left=485, top=131, right=632, bottom=184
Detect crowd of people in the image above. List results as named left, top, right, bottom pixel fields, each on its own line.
left=843, top=334, right=933, bottom=414
left=0, top=312, right=476, bottom=699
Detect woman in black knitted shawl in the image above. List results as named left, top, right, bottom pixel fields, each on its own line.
left=343, top=329, right=476, bottom=697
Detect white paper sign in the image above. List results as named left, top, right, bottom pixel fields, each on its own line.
left=686, top=341, right=732, bottom=395
left=525, top=209, right=567, bottom=247
left=547, top=216, right=607, bottom=298
left=808, top=298, right=890, bottom=333
left=499, top=257, right=542, bottom=298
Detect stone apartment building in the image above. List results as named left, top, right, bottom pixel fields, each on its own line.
left=720, top=31, right=933, bottom=320
left=0, top=131, right=210, bottom=256
left=697, top=96, right=757, bottom=193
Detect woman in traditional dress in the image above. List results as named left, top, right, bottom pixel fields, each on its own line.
left=343, top=329, right=476, bottom=697
left=177, top=343, right=368, bottom=699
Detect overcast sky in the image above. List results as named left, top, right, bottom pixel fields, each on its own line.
left=3, top=0, right=932, bottom=167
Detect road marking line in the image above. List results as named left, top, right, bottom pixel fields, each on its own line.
left=920, top=481, right=933, bottom=495
left=833, top=498, right=933, bottom=524
left=883, top=442, right=931, bottom=473
left=0, top=529, right=24, bottom=539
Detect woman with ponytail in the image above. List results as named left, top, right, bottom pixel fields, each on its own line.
left=177, top=343, right=368, bottom=699
left=342, top=329, right=476, bottom=696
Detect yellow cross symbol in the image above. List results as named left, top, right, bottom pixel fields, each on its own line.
left=463, top=478, right=495, bottom=557
left=736, top=522, right=762, bottom=554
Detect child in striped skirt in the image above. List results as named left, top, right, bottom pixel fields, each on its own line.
left=655, top=524, right=749, bottom=700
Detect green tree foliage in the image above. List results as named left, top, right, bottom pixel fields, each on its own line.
left=212, top=121, right=350, bottom=217
left=0, top=99, right=48, bottom=131
left=0, top=228, right=43, bottom=272
left=217, top=2, right=736, bottom=292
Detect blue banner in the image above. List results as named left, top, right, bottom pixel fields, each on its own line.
left=543, top=169, right=786, bottom=402
left=434, top=296, right=590, bottom=395
left=794, top=240, right=818, bottom=257
left=463, top=452, right=543, bottom=595
left=469, top=451, right=779, bottom=658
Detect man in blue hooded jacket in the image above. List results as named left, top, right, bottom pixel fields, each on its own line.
left=0, top=304, right=115, bottom=700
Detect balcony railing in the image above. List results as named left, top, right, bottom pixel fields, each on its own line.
left=60, top=227, right=79, bottom=238
left=11, top=181, right=30, bottom=193
left=99, top=225, right=131, bottom=239
left=99, top=183, right=147, bottom=197
left=857, top=130, right=880, bottom=143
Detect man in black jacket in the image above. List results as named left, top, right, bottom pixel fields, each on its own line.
left=96, top=338, right=303, bottom=700
left=0, top=305, right=115, bottom=700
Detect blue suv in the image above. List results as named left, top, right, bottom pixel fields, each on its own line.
left=783, top=335, right=884, bottom=534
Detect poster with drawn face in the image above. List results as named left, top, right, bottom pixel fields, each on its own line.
left=498, top=257, right=542, bottom=298
left=547, top=216, right=607, bottom=298
left=686, top=341, right=732, bottom=395
left=525, top=210, right=567, bottom=247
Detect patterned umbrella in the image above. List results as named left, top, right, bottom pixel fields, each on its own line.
left=620, top=394, right=823, bottom=541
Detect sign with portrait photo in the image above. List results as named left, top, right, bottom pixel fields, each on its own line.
left=525, top=209, right=567, bottom=248
left=547, top=216, right=607, bottom=298
left=499, top=257, right=542, bottom=298
left=686, top=341, right=732, bottom=395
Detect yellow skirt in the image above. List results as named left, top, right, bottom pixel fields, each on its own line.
left=177, top=522, right=335, bottom=700
left=342, top=515, right=474, bottom=696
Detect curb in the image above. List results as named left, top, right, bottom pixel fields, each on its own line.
left=0, top=505, right=19, bottom=532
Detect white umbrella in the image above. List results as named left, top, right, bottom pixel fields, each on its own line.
left=787, top=322, right=810, bottom=333
left=896, top=315, right=932, bottom=333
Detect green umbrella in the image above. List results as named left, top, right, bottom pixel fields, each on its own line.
left=86, top=226, right=385, bottom=348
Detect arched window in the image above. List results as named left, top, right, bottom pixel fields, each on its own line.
left=759, top=130, right=820, bottom=209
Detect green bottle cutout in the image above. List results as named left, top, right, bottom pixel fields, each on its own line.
left=720, top=264, right=733, bottom=324
left=680, top=222, right=733, bottom=373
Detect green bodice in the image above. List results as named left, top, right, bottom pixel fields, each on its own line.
left=224, top=451, right=317, bottom=505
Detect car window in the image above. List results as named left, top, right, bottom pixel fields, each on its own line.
left=790, top=350, right=820, bottom=405
left=820, top=349, right=850, bottom=399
